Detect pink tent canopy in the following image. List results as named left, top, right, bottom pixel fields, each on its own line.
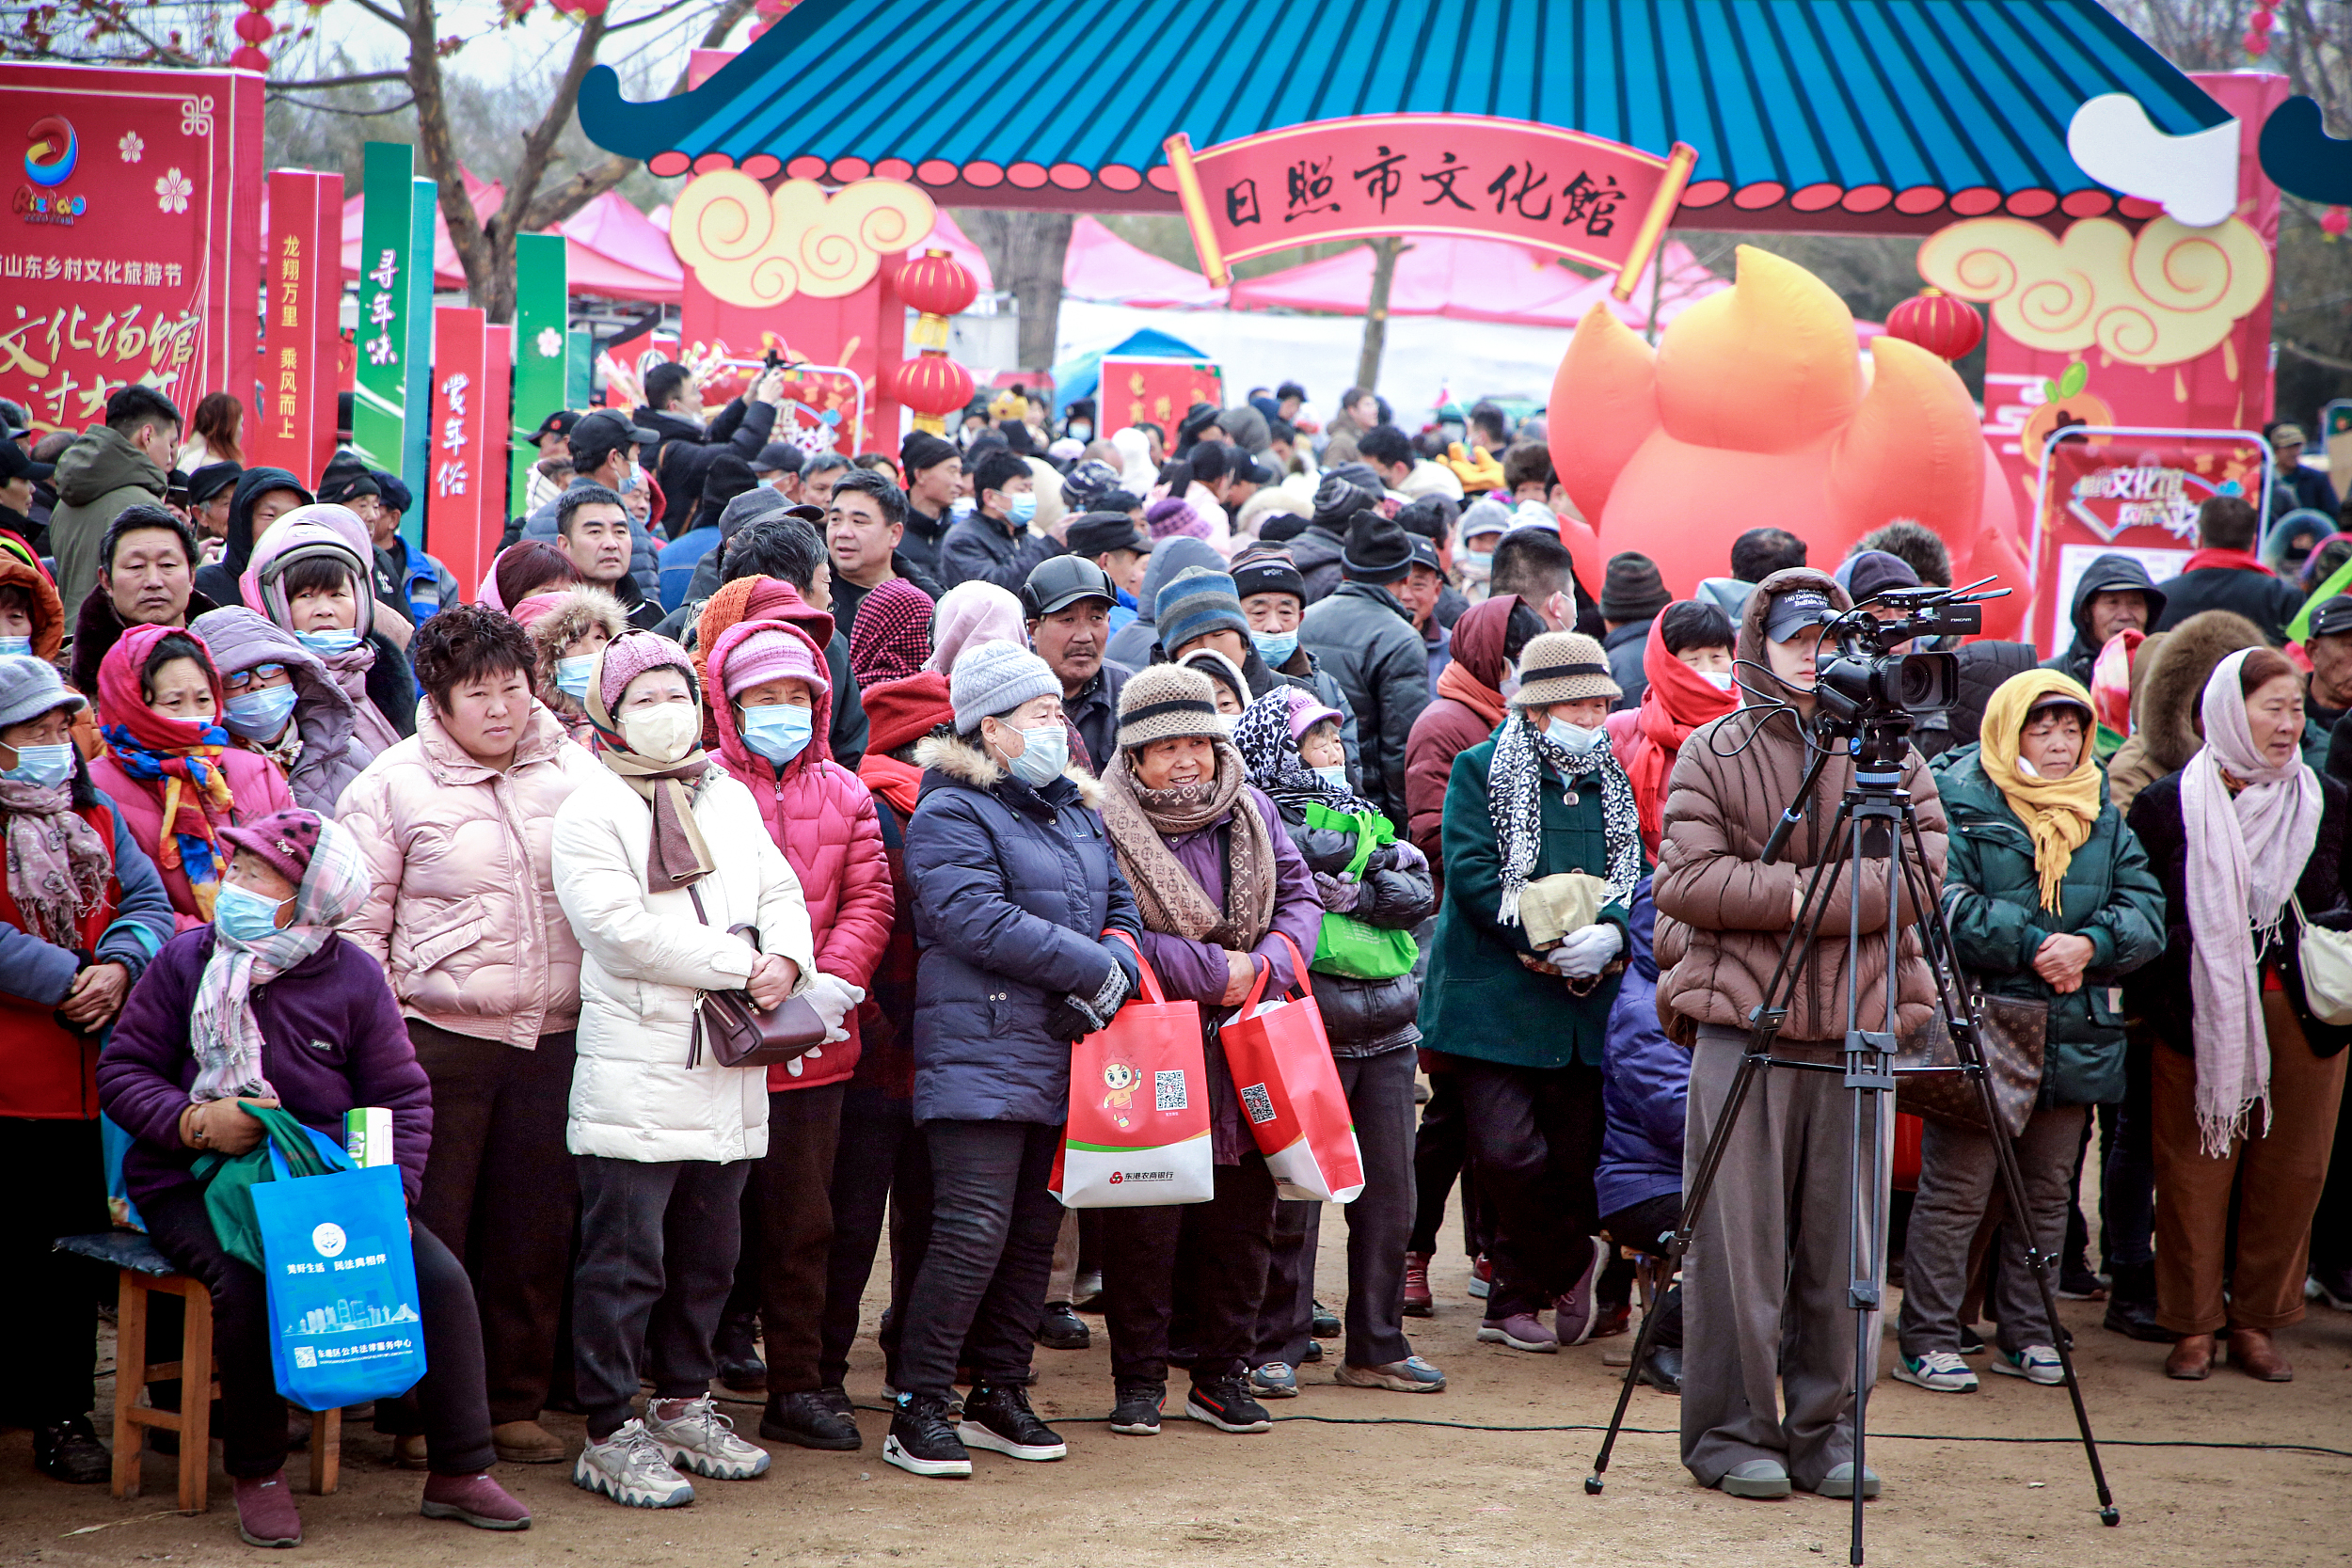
left=1061, top=215, right=1223, bottom=307
left=1226, top=236, right=1725, bottom=331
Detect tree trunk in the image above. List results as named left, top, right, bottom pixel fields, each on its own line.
left=961, top=210, right=1074, bottom=372
left=1358, top=237, right=1403, bottom=390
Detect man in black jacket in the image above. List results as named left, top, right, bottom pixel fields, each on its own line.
left=897, top=431, right=961, bottom=584
left=635, top=362, right=784, bottom=531
left=1297, top=512, right=1432, bottom=823
left=1022, top=555, right=1130, bottom=773
left=2042, top=554, right=2166, bottom=688
left=2153, top=495, right=2300, bottom=643
left=939, top=448, right=1059, bottom=592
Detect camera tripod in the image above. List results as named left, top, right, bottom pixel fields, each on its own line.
left=1582, top=721, right=2119, bottom=1565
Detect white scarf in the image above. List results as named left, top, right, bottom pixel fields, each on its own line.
left=2180, top=649, right=2323, bottom=1157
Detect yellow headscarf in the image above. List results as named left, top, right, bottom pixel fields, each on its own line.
left=1978, top=670, right=2104, bottom=912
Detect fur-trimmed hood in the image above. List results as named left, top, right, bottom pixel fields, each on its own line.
left=525, top=583, right=632, bottom=691
left=2130, top=608, right=2267, bottom=775
left=914, top=729, right=1104, bottom=807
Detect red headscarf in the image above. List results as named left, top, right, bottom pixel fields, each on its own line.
left=95, top=622, right=238, bottom=888
left=1606, top=613, right=1738, bottom=855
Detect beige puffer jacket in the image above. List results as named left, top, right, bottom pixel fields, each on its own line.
left=339, top=700, right=601, bottom=1046
left=1652, top=567, right=1947, bottom=1045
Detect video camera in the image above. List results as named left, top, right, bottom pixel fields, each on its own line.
left=1810, top=582, right=1999, bottom=736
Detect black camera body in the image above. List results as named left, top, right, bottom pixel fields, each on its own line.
left=1811, top=587, right=1984, bottom=735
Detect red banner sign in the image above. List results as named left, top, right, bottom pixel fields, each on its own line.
left=252, top=168, right=341, bottom=481
left=1166, top=114, right=1694, bottom=291
left=1101, top=356, right=1223, bottom=441
left=2029, top=428, right=2273, bottom=656
left=428, top=306, right=489, bottom=594
left=0, top=63, right=262, bottom=436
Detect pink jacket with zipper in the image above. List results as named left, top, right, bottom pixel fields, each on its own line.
left=337, top=698, right=600, bottom=1045
left=706, top=616, right=893, bottom=1091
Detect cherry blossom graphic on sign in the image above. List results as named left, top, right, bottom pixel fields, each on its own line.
left=119, top=130, right=143, bottom=164
left=534, top=326, right=563, bottom=359
left=155, top=167, right=192, bottom=214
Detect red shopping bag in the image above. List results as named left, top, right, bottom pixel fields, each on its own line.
left=1218, top=932, right=1365, bottom=1203
left=1051, top=932, right=1215, bottom=1208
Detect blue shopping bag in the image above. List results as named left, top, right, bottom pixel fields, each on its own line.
left=249, top=1138, right=428, bottom=1411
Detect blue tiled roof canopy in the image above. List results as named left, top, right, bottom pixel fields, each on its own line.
left=580, top=0, right=2226, bottom=231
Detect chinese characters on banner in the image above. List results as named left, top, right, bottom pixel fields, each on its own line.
left=353, top=142, right=414, bottom=478
left=0, top=64, right=262, bottom=435
left=428, top=306, right=492, bottom=594
left=2029, top=430, right=2273, bottom=656
left=1101, top=356, right=1223, bottom=441
left=1164, top=115, right=1695, bottom=293
left=253, top=168, right=342, bottom=480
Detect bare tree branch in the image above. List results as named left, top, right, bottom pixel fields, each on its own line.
left=268, top=68, right=412, bottom=90
left=2281, top=339, right=2352, bottom=373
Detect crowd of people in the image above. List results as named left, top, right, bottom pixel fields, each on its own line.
left=0, top=373, right=2347, bottom=1540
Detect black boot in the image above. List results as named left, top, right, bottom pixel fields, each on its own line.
left=1035, top=1303, right=1090, bottom=1350
left=33, top=1416, right=108, bottom=1484
left=2102, top=1259, right=2175, bottom=1343
left=760, top=1388, right=863, bottom=1450
left=715, top=1310, right=767, bottom=1394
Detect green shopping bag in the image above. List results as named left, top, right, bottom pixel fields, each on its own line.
left=1301, top=801, right=1420, bottom=980
left=192, top=1103, right=346, bottom=1271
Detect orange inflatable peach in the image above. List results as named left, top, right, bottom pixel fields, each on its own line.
left=1551, top=245, right=2026, bottom=637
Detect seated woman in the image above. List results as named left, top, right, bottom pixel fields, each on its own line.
left=88, top=624, right=294, bottom=929
left=191, top=607, right=372, bottom=814
left=241, top=508, right=414, bottom=752
left=96, top=807, right=527, bottom=1547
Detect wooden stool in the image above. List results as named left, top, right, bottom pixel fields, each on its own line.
left=57, top=1231, right=338, bottom=1513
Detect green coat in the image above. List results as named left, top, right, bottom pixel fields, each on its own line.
left=1932, top=746, right=2165, bottom=1106
left=1418, top=737, right=1633, bottom=1069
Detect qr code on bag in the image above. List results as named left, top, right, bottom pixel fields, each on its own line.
left=1241, top=1083, right=1277, bottom=1125
left=1154, top=1069, right=1188, bottom=1112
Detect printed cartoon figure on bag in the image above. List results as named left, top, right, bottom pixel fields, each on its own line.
left=1101, top=1056, right=1139, bottom=1129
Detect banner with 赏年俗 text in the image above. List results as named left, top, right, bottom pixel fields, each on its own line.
left=0, top=63, right=262, bottom=437
left=1102, top=356, right=1222, bottom=442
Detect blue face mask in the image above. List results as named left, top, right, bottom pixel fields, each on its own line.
left=223, top=683, right=299, bottom=740
left=0, top=636, right=31, bottom=657
left=1311, top=764, right=1350, bottom=793
left=739, top=703, right=814, bottom=767
left=1250, top=629, right=1298, bottom=667
left=3, top=741, right=74, bottom=787
left=556, top=654, right=597, bottom=702
left=294, top=627, right=362, bottom=655
left=1004, top=492, right=1038, bottom=527
left=214, top=881, right=291, bottom=945
left=1459, top=548, right=1494, bottom=576
left=1004, top=721, right=1067, bottom=788
left=1547, top=717, right=1607, bottom=754
left=1067, top=422, right=1092, bottom=442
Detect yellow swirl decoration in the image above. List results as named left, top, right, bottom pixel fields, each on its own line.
left=668, top=175, right=940, bottom=309
left=1916, top=214, right=2271, bottom=368
left=673, top=170, right=774, bottom=265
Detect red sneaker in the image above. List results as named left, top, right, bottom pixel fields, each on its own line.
left=421, top=1471, right=532, bottom=1530
left=233, top=1470, right=302, bottom=1548
left=1467, top=1254, right=1493, bottom=1300
left=1403, top=1253, right=1434, bottom=1317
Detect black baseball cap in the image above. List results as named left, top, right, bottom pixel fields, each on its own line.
left=1021, top=554, right=1119, bottom=620
left=1065, top=512, right=1152, bottom=559
left=1228, top=449, right=1275, bottom=486
left=0, top=440, right=56, bottom=484
left=2310, top=594, right=2352, bottom=640
left=1405, top=535, right=1442, bottom=575
left=752, top=441, right=804, bottom=476
left=526, top=408, right=582, bottom=445
left=1763, top=587, right=1837, bottom=642
left=569, top=409, right=659, bottom=467
left=186, top=461, right=241, bottom=504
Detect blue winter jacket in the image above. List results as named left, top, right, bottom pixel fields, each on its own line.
left=1597, top=879, right=1684, bottom=1218
left=904, top=731, right=1141, bottom=1125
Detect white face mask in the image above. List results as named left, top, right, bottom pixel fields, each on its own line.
left=2014, top=755, right=2043, bottom=780
left=1699, top=669, right=1737, bottom=692
left=1498, top=663, right=1521, bottom=702
left=1546, top=718, right=1606, bottom=754
left=620, top=701, right=699, bottom=764
left=1311, top=764, right=1350, bottom=793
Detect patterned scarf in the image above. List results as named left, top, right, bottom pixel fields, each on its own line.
left=189, top=815, right=370, bottom=1104
left=100, top=721, right=237, bottom=915
left=1486, top=710, right=1641, bottom=927
left=1100, top=741, right=1278, bottom=951
left=1231, top=690, right=1363, bottom=815
left=0, top=778, right=111, bottom=946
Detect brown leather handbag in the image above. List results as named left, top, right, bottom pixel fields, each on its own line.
left=686, top=884, right=828, bottom=1069
left=1898, top=990, right=2046, bottom=1139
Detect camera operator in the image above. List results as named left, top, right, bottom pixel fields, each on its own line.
left=1653, top=567, right=1947, bottom=1502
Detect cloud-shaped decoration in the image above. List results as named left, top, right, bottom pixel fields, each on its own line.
left=1916, top=214, right=2269, bottom=368
left=670, top=172, right=937, bottom=309
left=2259, top=96, right=2352, bottom=206
left=2067, top=93, right=2241, bottom=230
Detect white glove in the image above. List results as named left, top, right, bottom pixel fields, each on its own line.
left=1552, top=922, right=1623, bottom=980
left=803, top=972, right=866, bottom=1044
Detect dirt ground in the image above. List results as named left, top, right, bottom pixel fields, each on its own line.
left=5, top=1215, right=2350, bottom=1568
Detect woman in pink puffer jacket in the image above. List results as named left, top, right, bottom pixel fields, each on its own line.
left=703, top=615, right=894, bottom=1451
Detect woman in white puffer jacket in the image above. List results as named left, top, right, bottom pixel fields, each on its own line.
left=550, top=630, right=834, bottom=1512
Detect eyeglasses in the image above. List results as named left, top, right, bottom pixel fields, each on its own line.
left=223, top=663, right=287, bottom=694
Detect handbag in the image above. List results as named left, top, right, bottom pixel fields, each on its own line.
left=1052, top=931, right=1214, bottom=1208
left=1218, top=931, right=1366, bottom=1203
left=1301, top=802, right=1418, bottom=980
left=249, top=1132, right=429, bottom=1410
left=685, top=881, right=828, bottom=1069
left=2290, top=893, right=2352, bottom=1025
left=1897, top=989, right=2046, bottom=1139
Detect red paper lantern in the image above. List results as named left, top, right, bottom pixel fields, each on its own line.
left=230, top=45, right=269, bottom=69
left=895, top=354, right=976, bottom=426
left=234, top=11, right=274, bottom=41
left=1885, top=287, right=1984, bottom=361
left=898, top=249, right=978, bottom=319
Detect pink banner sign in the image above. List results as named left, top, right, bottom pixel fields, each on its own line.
left=253, top=168, right=342, bottom=482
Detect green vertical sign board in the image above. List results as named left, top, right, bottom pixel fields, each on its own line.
left=509, top=231, right=569, bottom=509
left=566, top=329, right=594, bottom=410
left=400, top=175, right=437, bottom=550
left=352, top=142, right=414, bottom=478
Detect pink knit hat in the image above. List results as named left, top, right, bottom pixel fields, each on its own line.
left=721, top=624, right=824, bottom=698
left=596, top=629, right=698, bottom=711
left=219, top=807, right=326, bottom=888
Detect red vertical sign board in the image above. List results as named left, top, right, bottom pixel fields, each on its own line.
left=253, top=169, right=340, bottom=480
left=1101, top=356, right=1224, bottom=439
left=427, top=307, right=489, bottom=597
left=0, top=63, right=262, bottom=436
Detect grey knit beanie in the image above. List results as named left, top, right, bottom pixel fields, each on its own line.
left=949, top=640, right=1061, bottom=735
left=0, top=654, right=86, bottom=732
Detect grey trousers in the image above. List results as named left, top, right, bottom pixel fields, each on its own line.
left=1680, top=1026, right=1889, bottom=1491
left=1897, top=1103, right=2085, bottom=1359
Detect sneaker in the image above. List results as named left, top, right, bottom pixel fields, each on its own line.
left=1477, top=1312, right=1557, bottom=1353
left=420, top=1470, right=532, bottom=1530
left=1298, top=1338, right=1324, bottom=1364
left=1891, top=1351, right=1979, bottom=1393
left=1554, top=1237, right=1606, bottom=1346
left=816, top=1386, right=856, bottom=1418
left=31, top=1416, right=107, bottom=1484
left=1036, top=1303, right=1091, bottom=1351
left=1185, top=1377, right=1273, bottom=1433
left=1311, top=1300, right=1341, bottom=1338
left=958, top=1383, right=1066, bottom=1462
left=2310, top=1264, right=2352, bottom=1312
left=882, top=1393, right=971, bottom=1478
left=644, top=1395, right=771, bottom=1480
left=1987, top=1344, right=2065, bottom=1386
left=1818, top=1462, right=1882, bottom=1499
left=1335, top=1355, right=1446, bottom=1393
left=714, top=1309, right=767, bottom=1394
left=760, top=1388, right=862, bottom=1451
left=1403, top=1253, right=1434, bottom=1317
left=1467, top=1254, right=1492, bottom=1299
left=1108, top=1379, right=1165, bottom=1435
left=1248, top=1362, right=1299, bottom=1400
left=233, top=1470, right=304, bottom=1545
left=2057, top=1261, right=2108, bottom=1301
left=1717, top=1458, right=1790, bottom=1499
left=572, top=1420, right=694, bottom=1509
